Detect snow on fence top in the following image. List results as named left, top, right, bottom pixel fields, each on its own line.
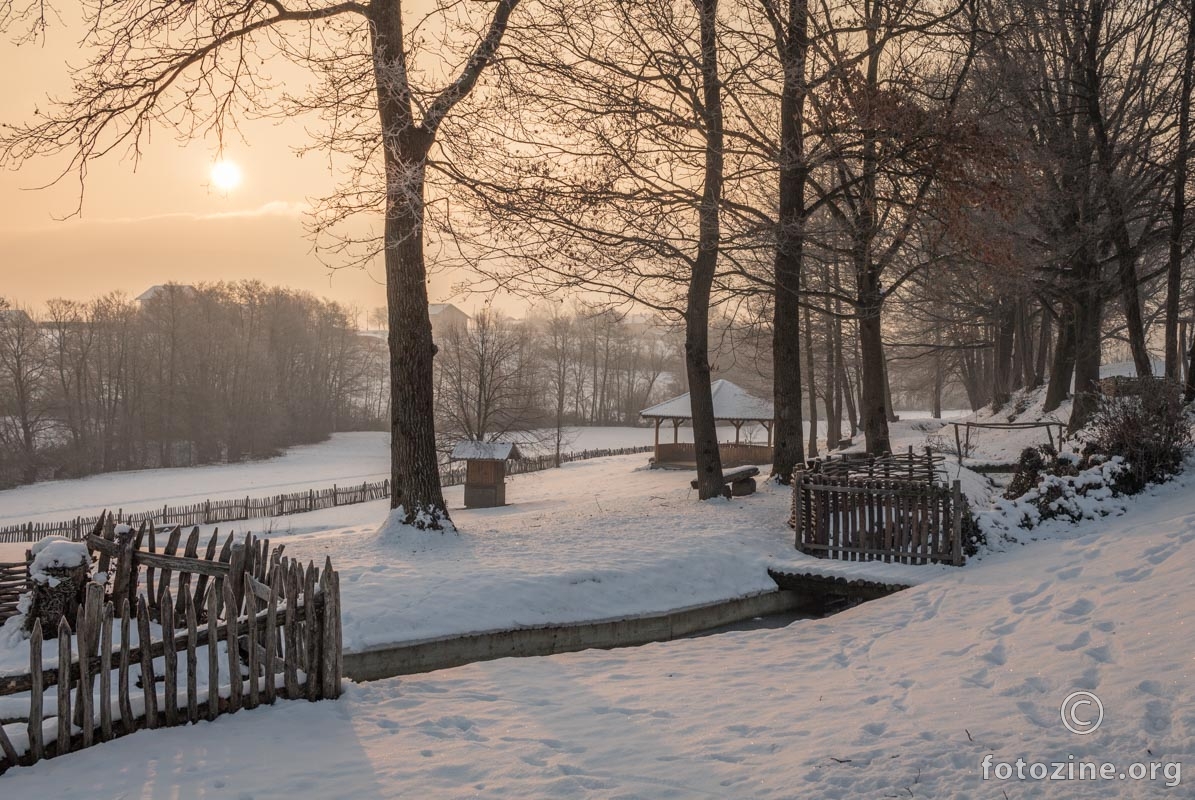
left=640, top=379, right=774, bottom=422
left=449, top=441, right=523, bottom=461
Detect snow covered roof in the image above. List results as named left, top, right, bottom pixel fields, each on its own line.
left=640, top=380, right=774, bottom=422
left=450, top=441, right=523, bottom=461
left=429, top=303, right=469, bottom=319
left=136, top=284, right=196, bottom=303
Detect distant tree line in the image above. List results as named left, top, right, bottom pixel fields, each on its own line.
left=432, top=307, right=679, bottom=464
left=0, top=284, right=387, bottom=489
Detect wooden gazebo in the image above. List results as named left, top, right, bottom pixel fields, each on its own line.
left=640, top=380, right=774, bottom=469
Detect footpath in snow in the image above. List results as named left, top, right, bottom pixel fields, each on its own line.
left=3, top=448, right=1193, bottom=797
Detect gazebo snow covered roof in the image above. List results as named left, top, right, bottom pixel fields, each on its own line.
left=450, top=441, right=523, bottom=461
left=640, top=379, right=774, bottom=423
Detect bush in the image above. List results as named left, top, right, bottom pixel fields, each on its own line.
left=1084, top=377, right=1193, bottom=495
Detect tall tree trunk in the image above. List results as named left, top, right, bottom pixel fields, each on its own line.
left=689, top=0, right=726, bottom=499
left=804, top=304, right=819, bottom=458
left=992, top=300, right=1015, bottom=409
left=372, top=4, right=449, bottom=528
left=932, top=326, right=944, bottom=419
left=824, top=291, right=842, bottom=451
left=1044, top=304, right=1076, bottom=413
left=1167, top=0, right=1195, bottom=379
left=770, top=0, right=809, bottom=482
left=1070, top=269, right=1103, bottom=431
left=1034, top=302, right=1052, bottom=389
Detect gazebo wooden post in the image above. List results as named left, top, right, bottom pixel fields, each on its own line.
left=653, top=418, right=661, bottom=463
left=765, top=420, right=773, bottom=447
left=672, top=419, right=681, bottom=444
left=733, top=421, right=742, bottom=444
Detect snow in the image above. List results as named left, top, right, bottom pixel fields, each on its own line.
left=4, top=458, right=1194, bottom=797
left=28, top=538, right=89, bottom=584
left=0, top=427, right=750, bottom=532
left=449, top=441, right=523, bottom=460
left=3, top=384, right=1188, bottom=797
left=641, top=379, right=775, bottom=421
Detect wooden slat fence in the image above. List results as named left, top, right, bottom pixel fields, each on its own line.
left=0, top=517, right=342, bottom=773
left=791, top=471, right=965, bottom=566
left=0, top=444, right=656, bottom=544
left=0, top=562, right=28, bottom=624
left=806, top=446, right=946, bottom=484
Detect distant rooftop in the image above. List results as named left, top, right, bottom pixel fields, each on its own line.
left=136, top=284, right=196, bottom=303
left=429, top=303, right=469, bottom=319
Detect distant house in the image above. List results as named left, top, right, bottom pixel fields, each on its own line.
left=136, top=284, right=197, bottom=307
left=0, top=308, right=34, bottom=327
left=428, top=303, right=470, bottom=339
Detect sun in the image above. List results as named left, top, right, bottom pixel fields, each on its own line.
left=210, top=159, right=242, bottom=192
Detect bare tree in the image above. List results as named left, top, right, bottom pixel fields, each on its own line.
left=0, top=0, right=521, bottom=528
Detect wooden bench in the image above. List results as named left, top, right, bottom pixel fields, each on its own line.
left=691, top=466, right=760, bottom=496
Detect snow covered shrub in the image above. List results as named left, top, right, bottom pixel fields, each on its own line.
left=982, top=445, right=1128, bottom=535
left=1083, top=378, right=1192, bottom=495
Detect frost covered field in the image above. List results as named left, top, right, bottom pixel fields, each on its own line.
left=3, top=450, right=1194, bottom=797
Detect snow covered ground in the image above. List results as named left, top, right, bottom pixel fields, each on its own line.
left=0, top=426, right=756, bottom=529
left=3, top=452, right=1192, bottom=797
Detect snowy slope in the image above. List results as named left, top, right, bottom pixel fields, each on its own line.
left=3, top=458, right=1192, bottom=797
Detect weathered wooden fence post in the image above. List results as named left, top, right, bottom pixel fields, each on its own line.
left=951, top=480, right=963, bottom=566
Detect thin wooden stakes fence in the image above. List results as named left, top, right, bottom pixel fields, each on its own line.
left=0, top=528, right=342, bottom=774
left=791, top=471, right=965, bottom=566
left=0, top=444, right=658, bottom=545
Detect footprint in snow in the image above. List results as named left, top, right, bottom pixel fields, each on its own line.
left=1056, top=631, right=1091, bottom=652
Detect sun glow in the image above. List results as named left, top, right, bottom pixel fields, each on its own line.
left=210, top=159, right=242, bottom=192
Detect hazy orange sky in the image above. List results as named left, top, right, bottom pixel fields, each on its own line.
left=0, top=6, right=476, bottom=322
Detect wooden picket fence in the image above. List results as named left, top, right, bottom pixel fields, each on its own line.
left=0, top=518, right=342, bottom=773
left=0, top=562, right=25, bottom=621
left=0, top=445, right=656, bottom=544
left=791, top=471, right=965, bottom=566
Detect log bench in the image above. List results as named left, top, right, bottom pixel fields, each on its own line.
left=691, top=466, right=760, bottom=497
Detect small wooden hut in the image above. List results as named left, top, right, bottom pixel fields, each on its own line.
left=450, top=441, right=524, bottom=508
left=640, top=380, right=775, bottom=469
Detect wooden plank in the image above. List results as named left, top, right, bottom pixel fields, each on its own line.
left=161, top=590, right=178, bottom=726
left=228, top=543, right=247, bottom=619
left=0, top=719, right=19, bottom=768
left=57, top=617, right=72, bottom=755
left=138, top=596, right=159, bottom=729
left=952, top=480, right=964, bottom=566
left=75, top=609, right=92, bottom=745
left=245, top=590, right=260, bottom=709
left=264, top=571, right=279, bottom=705
left=175, top=527, right=200, bottom=620
left=74, top=582, right=103, bottom=733
left=99, top=602, right=113, bottom=741
left=185, top=592, right=199, bottom=723
left=284, top=563, right=299, bottom=698
left=331, top=569, right=343, bottom=697
left=304, top=562, right=319, bottom=700
left=155, top=526, right=183, bottom=617
left=224, top=583, right=242, bottom=713
left=145, top=524, right=157, bottom=615
left=193, top=531, right=219, bottom=620
left=28, top=619, right=43, bottom=761
left=207, top=585, right=219, bottom=720
left=118, top=600, right=133, bottom=735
